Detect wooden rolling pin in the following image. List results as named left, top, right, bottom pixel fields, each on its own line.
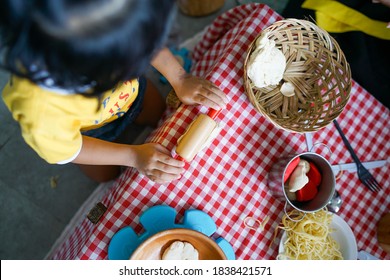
left=175, top=109, right=220, bottom=162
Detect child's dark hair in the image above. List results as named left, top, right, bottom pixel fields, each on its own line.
left=0, top=0, right=176, bottom=95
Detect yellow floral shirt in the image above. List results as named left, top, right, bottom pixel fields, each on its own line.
left=2, top=76, right=139, bottom=164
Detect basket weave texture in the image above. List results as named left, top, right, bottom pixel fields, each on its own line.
left=244, top=19, right=351, bottom=133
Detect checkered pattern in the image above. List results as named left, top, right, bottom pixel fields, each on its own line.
left=48, top=4, right=390, bottom=260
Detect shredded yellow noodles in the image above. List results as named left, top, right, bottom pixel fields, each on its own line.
left=243, top=215, right=270, bottom=231
left=277, top=209, right=343, bottom=260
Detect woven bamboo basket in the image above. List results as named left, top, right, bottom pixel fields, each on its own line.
left=243, top=19, right=351, bottom=133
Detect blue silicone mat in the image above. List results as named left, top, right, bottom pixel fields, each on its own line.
left=108, top=205, right=235, bottom=260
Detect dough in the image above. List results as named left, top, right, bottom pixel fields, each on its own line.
left=162, top=241, right=199, bottom=260
left=280, top=82, right=295, bottom=97
left=247, top=32, right=286, bottom=88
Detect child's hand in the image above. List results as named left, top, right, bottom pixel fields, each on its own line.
left=175, top=74, right=229, bottom=111
left=152, top=48, right=228, bottom=110
left=133, top=143, right=185, bottom=184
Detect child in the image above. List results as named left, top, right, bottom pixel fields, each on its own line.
left=0, top=0, right=228, bottom=183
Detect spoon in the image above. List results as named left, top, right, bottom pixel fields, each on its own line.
left=327, top=190, right=342, bottom=213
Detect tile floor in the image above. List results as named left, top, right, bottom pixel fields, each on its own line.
left=0, top=0, right=288, bottom=259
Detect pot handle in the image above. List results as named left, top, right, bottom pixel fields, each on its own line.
left=309, top=143, right=332, bottom=159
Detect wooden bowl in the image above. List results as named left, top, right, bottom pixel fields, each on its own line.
left=130, top=228, right=227, bottom=260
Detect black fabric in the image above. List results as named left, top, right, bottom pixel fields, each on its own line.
left=336, top=0, right=389, bottom=21
left=282, top=0, right=390, bottom=109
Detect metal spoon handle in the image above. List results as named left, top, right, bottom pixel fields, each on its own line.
left=333, top=120, right=361, bottom=164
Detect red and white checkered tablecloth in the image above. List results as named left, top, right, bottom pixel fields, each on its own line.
left=48, top=3, right=390, bottom=260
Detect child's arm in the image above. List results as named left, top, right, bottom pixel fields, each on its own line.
left=72, top=136, right=185, bottom=183
left=151, top=48, right=229, bottom=110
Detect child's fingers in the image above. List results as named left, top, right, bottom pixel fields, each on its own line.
left=197, top=96, right=223, bottom=111
left=196, top=87, right=228, bottom=110
left=153, top=145, right=185, bottom=168
left=142, top=144, right=185, bottom=183
left=154, top=160, right=185, bottom=175
left=144, top=162, right=183, bottom=183
left=203, top=81, right=229, bottom=105
left=146, top=171, right=181, bottom=184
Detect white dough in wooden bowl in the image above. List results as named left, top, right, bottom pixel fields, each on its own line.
left=162, top=241, right=199, bottom=260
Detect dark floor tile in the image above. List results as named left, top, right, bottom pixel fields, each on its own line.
left=0, top=180, right=65, bottom=259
